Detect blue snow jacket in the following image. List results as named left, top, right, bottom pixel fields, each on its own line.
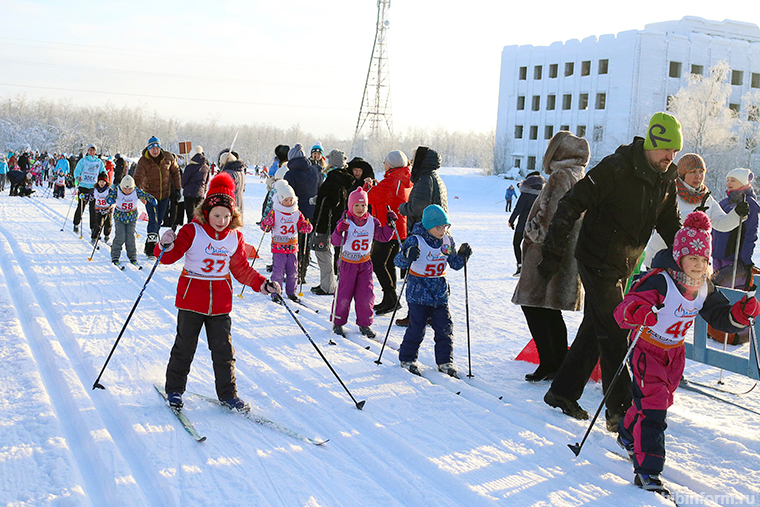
left=394, top=222, right=466, bottom=307
left=74, top=154, right=106, bottom=190
left=284, top=156, right=321, bottom=220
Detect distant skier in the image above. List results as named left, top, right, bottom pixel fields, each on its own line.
left=106, top=175, right=156, bottom=268
left=72, top=144, right=107, bottom=236
left=505, top=184, right=516, bottom=212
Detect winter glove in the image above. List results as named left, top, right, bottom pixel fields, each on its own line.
left=406, top=244, right=420, bottom=262
left=386, top=210, right=398, bottom=225
left=173, top=189, right=181, bottom=201
left=509, top=222, right=515, bottom=230
left=259, top=279, right=282, bottom=296
left=336, top=220, right=350, bottom=233
left=731, top=294, right=760, bottom=326
left=623, top=302, right=659, bottom=328
left=536, top=252, right=561, bottom=283
left=735, top=200, right=750, bottom=218
left=457, top=242, right=473, bottom=261
left=160, top=230, right=176, bottom=250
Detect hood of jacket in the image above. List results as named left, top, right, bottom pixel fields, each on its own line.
left=410, top=149, right=441, bottom=184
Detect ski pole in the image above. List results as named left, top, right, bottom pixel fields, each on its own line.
left=60, top=190, right=77, bottom=231
left=464, top=259, right=474, bottom=378
left=374, top=275, right=408, bottom=365
left=720, top=197, right=747, bottom=384
left=87, top=215, right=106, bottom=261
left=278, top=296, right=366, bottom=410
left=743, top=286, right=760, bottom=377
left=92, top=246, right=168, bottom=390
left=237, top=232, right=267, bottom=298
left=568, top=304, right=663, bottom=457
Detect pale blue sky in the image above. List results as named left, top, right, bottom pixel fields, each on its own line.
left=0, top=0, right=756, bottom=138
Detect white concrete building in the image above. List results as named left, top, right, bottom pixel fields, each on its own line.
left=495, top=16, right=760, bottom=174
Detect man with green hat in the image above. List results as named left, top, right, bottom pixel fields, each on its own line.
left=536, top=112, right=683, bottom=434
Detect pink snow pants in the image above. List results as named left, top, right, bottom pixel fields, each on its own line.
left=331, top=260, right=375, bottom=327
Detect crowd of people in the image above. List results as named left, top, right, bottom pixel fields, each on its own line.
left=507, top=112, right=760, bottom=498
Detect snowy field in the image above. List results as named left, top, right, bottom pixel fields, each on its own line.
left=0, top=168, right=758, bottom=507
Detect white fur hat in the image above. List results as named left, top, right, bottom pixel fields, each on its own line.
left=219, top=151, right=237, bottom=165
left=274, top=180, right=296, bottom=202
left=120, top=175, right=135, bottom=190
left=274, top=163, right=289, bottom=181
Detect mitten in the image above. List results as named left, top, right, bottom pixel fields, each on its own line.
left=509, top=222, right=515, bottom=230
left=623, top=302, right=659, bottom=327
left=457, top=242, right=473, bottom=260
left=259, top=279, right=282, bottom=296
left=406, top=244, right=420, bottom=261
left=735, top=200, right=750, bottom=218
left=173, top=189, right=181, bottom=201
left=731, top=295, right=760, bottom=326
left=536, top=252, right=560, bottom=283
left=336, top=221, right=350, bottom=233
left=160, top=230, right=176, bottom=251
left=386, top=210, right=398, bottom=225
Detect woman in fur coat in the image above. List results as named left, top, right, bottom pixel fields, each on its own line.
left=511, top=131, right=590, bottom=382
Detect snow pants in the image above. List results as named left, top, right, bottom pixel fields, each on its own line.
left=548, top=263, right=632, bottom=419
left=53, top=184, right=65, bottom=198
left=73, top=187, right=93, bottom=227
left=619, top=340, right=684, bottom=475
left=111, top=220, right=137, bottom=263
left=331, top=260, right=374, bottom=327
left=92, top=211, right=112, bottom=241
left=398, top=302, right=454, bottom=365
left=372, top=239, right=399, bottom=295
left=314, top=247, right=336, bottom=294
left=0, top=174, right=5, bottom=191
left=165, top=310, right=237, bottom=400
left=272, top=252, right=298, bottom=297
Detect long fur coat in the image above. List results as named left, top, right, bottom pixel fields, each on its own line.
left=511, top=133, right=589, bottom=311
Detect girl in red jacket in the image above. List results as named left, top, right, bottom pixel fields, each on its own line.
left=156, top=173, right=281, bottom=411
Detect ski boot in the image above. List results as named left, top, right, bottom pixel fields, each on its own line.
left=543, top=389, right=589, bottom=420
left=359, top=326, right=376, bottom=339
left=634, top=473, right=671, bottom=497
left=221, top=396, right=250, bottom=413
left=166, top=392, right=183, bottom=409
left=332, top=324, right=346, bottom=337
left=437, top=362, right=460, bottom=379
left=400, top=361, right=422, bottom=376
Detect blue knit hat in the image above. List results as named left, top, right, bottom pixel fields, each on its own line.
left=147, top=136, right=161, bottom=150
left=422, top=204, right=450, bottom=230
left=311, top=142, right=324, bottom=154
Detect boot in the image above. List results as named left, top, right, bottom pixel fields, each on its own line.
left=144, top=233, right=158, bottom=258
left=544, top=389, right=589, bottom=420
left=374, top=291, right=399, bottom=315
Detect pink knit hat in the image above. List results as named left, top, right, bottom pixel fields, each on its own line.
left=672, top=211, right=712, bottom=267
left=348, top=187, right=368, bottom=211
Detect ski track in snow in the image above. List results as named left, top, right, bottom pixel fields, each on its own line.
left=0, top=172, right=758, bottom=506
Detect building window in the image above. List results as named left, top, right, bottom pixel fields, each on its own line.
left=513, top=157, right=521, bottom=168
left=545, top=125, right=554, bottom=140
left=534, top=65, right=543, bottom=80
left=517, top=96, right=525, bottom=110
left=529, top=126, right=538, bottom=140
left=732, top=70, right=744, bottom=86
left=547, top=94, right=556, bottom=110
left=581, top=60, right=591, bottom=76
left=532, top=95, right=540, bottom=111
left=729, top=103, right=741, bottom=116
left=560, top=124, right=569, bottom=131
left=562, top=94, right=572, bottom=110
left=595, top=93, right=606, bottom=110
left=549, top=64, right=558, bottom=78
left=749, top=106, right=760, bottom=122
left=691, top=64, right=704, bottom=76
left=593, top=126, right=604, bottom=142
left=514, top=125, right=523, bottom=139
left=527, top=156, right=536, bottom=170
left=598, top=59, right=609, bottom=74
left=579, top=93, right=589, bottom=110
left=577, top=125, right=586, bottom=137
left=752, top=73, right=760, bottom=89
left=669, top=61, right=682, bottom=78
left=519, top=66, right=527, bottom=80
left=565, top=62, right=574, bottom=76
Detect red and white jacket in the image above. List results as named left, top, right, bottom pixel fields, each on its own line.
left=155, top=220, right=266, bottom=315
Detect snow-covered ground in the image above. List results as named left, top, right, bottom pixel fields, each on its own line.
left=1, top=168, right=758, bottom=507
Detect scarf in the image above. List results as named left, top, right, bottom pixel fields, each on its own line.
left=667, top=267, right=706, bottom=300
left=676, top=178, right=709, bottom=205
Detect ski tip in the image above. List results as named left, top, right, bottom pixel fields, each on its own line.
left=355, top=400, right=366, bottom=411
left=568, top=443, right=581, bottom=456
left=198, top=436, right=207, bottom=442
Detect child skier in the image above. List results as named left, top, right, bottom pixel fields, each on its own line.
left=330, top=187, right=397, bottom=338
left=155, top=172, right=281, bottom=410
left=393, top=204, right=472, bottom=377
left=91, top=173, right=113, bottom=245
left=106, top=175, right=156, bottom=268
left=260, top=180, right=313, bottom=302
left=614, top=211, right=760, bottom=497
left=53, top=170, right=66, bottom=198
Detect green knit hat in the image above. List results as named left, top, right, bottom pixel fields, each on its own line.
left=643, top=112, right=683, bottom=151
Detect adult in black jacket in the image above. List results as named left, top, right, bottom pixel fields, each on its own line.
left=509, top=172, right=544, bottom=276
left=310, top=150, right=355, bottom=295
left=284, top=143, right=322, bottom=283
left=538, top=112, right=683, bottom=430
left=181, top=147, right=211, bottom=222
left=113, top=154, right=128, bottom=187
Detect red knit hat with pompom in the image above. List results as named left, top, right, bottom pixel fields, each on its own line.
left=672, top=211, right=712, bottom=267
left=202, top=172, right=236, bottom=218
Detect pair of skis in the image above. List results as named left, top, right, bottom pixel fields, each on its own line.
left=155, top=385, right=327, bottom=446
